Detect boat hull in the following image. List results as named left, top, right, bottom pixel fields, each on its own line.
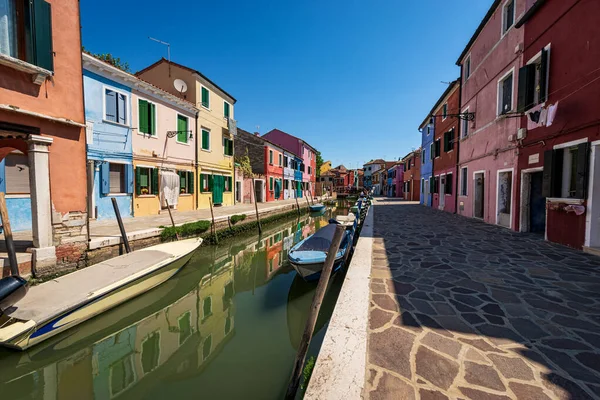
left=309, top=205, right=326, bottom=212
left=289, top=256, right=344, bottom=282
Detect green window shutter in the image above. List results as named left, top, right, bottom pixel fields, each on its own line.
left=151, top=169, right=159, bottom=195
left=224, top=102, right=230, bottom=118
left=150, top=103, right=156, bottom=135
left=202, top=88, right=209, bottom=108
left=208, top=174, right=214, bottom=191
left=135, top=167, right=142, bottom=195
left=229, top=176, right=232, bottom=191
left=270, top=177, right=273, bottom=190
left=29, top=0, right=54, bottom=71
left=200, top=174, right=205, bottom=193
left=179, top=171, right=186, bottom=192
left=188, top=172, right=194, bottom=194
left=139, top=100, right=148, bottom=134
left=177, top=115, right=188, bottom=143
left=202, top=130, right=210, bottom=150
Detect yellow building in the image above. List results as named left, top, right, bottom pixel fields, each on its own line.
left=320, top=160, right=332, bottom=175
left=137, top=59, right=237, bottom=208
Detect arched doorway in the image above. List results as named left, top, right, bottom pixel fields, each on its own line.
left=0, top=139, right=32, bottom=233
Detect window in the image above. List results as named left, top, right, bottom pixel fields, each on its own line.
left=435, top=139, right=441, bottom=158
left=135, top=167, right=159, bottom=196
left=284, top=180, right=289, bottom=190
left=203, top=296, right=212, bottom=319
left=460, top=167, right=468, bottom=196
left=224, top=176, right=232, bottom=192
left=177, top=114, right=188, bottom=143
left=421, top=178, right=425, bottom=194
left=284, top=156, right=288, bottom=167
left=138, top=99, right=157, bottom=136
left=502, top=0, right=515, bottom=35
left=203, top=335, right=212, bottom=360
left=269, top=150, right=273, bottom=164
left=498, top=70, right=514, bottom=115
left=433, top=176, right=440, bottom=194
left=430, top=143, right=434, bottom=160
left=141, top=332, right=160, bottom=374
left=178, top=171, right=194, bottom=194
left=445, top=173, right=453, bottom=195
left=442, top=103, right=448, bottom=120
left=461, top=108, right=469, bottom=139
left=444, top=129, right=455, bottom=152
left=269, top=177, right=274, bottom=191
left=202, top=129, right=210, bottom=151
left=200, top=174, right=212, bottom=192
left=224, top=101, right=230, bottom=118
left=543, top=143, right=589, bottom=199
left=178, top=312, right=192, bottom=346
left=223, top=136, right=233, bottom=156
left=109, top=163, right=125, bottom=193
left=278, top=154, right=282, bottom=166
left=0, top=0, right=54, bottom=71
left=105, top=88, right=128, bottom=125
left=308, top=166, right=311, bottom=175
left=5, top=152, right=30, bottom=194
left=465, top=55, right=471, bottom=80
left=201, top=87, right=210, bottom=108
left=109, top=354, right=136, bottom=397
left=518, top=47, right=550, bottom=112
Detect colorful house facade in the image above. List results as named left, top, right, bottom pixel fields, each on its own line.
left=389, top=163, right=404, bottom=198
left=431, top=80, right=460, bottom=214
left=456, top=0, right=524, bottom=229
left=515, top=0, right=600, bottom=251
left=363, top=159, right=385, bottom=194
left=402, top=150, right=421, bottom=201
left=136, top=59, right=236, bottom=208
left=0, top=0, right=88, bottom=274
left=233, top=128, right=269, bottom=203
left=265, top=141, right=284, bottom=202
left=420, top=116, right=435, bottom=207
left=283, top=150, right=299, bottom=200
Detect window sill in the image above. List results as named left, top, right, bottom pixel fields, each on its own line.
left=547, top=198, right=584, bottom=205
left=201, top=148, right=211, bottom=153
left=0, top=53, right=52, bottom=85
left=176, top=140, right=191, bottom=146
left=137, top=132, right=159, bottom=139
left=106, top=193, right=130, bottom=197
left=201, top=105, right=211, bottom=111
left=180, top=193, right=193, bottom=197
left=137, top=194, right=156, bottom=198
left=103, top=119, right=130, bottom=128
left=5, top=194, right=30, bottom=199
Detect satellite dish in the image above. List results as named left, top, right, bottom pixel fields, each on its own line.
left=173, top=79, right=188, bottom=94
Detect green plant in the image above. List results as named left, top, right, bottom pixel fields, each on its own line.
left=82, top=47, right=130, bottom=72
left=235, top=150, right=254, bottom=178
left=160, top=220, right=211, bottom=241
left=301, top=356, right=316, bottom=389
left=230, top=214, right=247, bottom=225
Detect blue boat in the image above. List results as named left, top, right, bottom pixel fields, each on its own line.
left=309, top=204, right=326, bottom=212
left=288, top=215, right=356, bottom=282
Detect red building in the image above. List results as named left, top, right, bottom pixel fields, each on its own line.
left=402, top=150, right=421, bottom=201
left=431, top=80, right=460, bottom=214
left=264, top=141, right=284, bottom=202
left=515, top=0, right=600, bottom=251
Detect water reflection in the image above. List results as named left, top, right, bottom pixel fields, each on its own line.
left=0, top=204, right=349, bottom=400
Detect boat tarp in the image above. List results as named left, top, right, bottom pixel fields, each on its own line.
left=294, top=224, right=348, bottom=253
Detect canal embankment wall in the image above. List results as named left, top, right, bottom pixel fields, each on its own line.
left=304, top=204, right=373, bottom=399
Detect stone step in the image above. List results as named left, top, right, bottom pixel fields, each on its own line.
left=583, top=246, right=600, bottom=257
left=0, top=252, right=33, bottom=278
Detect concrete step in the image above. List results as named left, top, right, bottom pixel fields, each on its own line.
left=0, top=252, right=32, bottom=278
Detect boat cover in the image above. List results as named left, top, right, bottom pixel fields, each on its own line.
left=294, top=224, right=348, bottom=253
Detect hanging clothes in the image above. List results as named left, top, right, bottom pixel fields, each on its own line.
left=546, top=101, right=559, bottom=127
left=160, top=170, right=180, bottom=208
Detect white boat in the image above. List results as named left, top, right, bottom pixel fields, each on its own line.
left=0, top=238, right=202, bottom=351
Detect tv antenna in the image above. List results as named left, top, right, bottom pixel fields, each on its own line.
left=148, top=36, right=171, bottom=76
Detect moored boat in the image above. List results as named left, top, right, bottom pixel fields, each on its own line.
left=0, top=238, right=202, bottom=351
left=309, top=203, right=326, bottom=212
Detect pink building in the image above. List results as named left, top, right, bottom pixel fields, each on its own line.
left=456, top=0, right=524, bottom=230
left=391, top=163, right=404, bottom=198
left=263, top=129, right=318, bottom=197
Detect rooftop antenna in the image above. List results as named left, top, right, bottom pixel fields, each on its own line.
left=148, top=36, right=171, bottom=76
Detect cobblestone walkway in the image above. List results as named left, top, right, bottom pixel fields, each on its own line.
left=366, top=199, right=600, bottom=400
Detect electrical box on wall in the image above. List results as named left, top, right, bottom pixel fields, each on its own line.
left=517, top=128, right=527, bottom=140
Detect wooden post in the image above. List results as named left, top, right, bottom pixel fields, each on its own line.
left=111, top=197, right=131, bottom=253
left=295, top=195, right=300, bottom=215
left=252, top=178, right=262, bottom=234
left=164, top=198, right=180, bottom=240
left=285, top=224, right=346, bottom=399
left=228, top=216, right=232, bottom=230
left=304, top=193, right=310, bottom=212
left=0, top=192, right=19, bottom=276
left=209, top=196, right=218, bottom=244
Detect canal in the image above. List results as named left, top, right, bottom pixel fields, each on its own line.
left=0, top=203, right=350, bottom=399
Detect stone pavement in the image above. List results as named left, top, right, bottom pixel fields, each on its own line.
left=366, top=199, right=600, bottom=400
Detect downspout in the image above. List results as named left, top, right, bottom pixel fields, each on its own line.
left=431, top=129, right=435, bottom=207
left=195, top=110, right=199, bottom=210
left=455, top=77, right=463, bottom=215
left=78, top=0, right=91, bottom=251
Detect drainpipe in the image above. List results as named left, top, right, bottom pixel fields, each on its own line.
left=431, top=132, right=435, bottom=207
left=455, top=77, right=463, bottom=215
left=195, top=110, right=199, bottom=210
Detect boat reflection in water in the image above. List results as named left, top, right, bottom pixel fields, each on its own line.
left=0, top=206, right=347, bottom=400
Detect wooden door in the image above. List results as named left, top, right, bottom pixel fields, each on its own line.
left=474, top=173, right=484, bottom=219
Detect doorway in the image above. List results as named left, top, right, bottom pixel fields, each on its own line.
left=474, top=172, right=485, bottom=219
left=439, top=174, right=446, bottom=210
left=529, top=171, right=545, bottom=233
left=235, top=181, right=242, bottom=203
left=496, top=170, right=513, bottom=228
left=254, top=180, right=265, bottom=203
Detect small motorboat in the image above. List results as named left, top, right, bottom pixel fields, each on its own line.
left=309, top=203, right=326, bottom=212
left=0, top=238, right=202, bottom=351
left=288, top=215, right=356, bottom=282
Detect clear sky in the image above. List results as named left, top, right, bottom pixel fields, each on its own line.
left=80, top=0, right=491, bottom=169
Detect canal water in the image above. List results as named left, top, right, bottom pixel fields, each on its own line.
left=0, top=203, right=351, bottom=400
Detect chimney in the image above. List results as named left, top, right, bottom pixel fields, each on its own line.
left=254, top=132, right=260, bottom=136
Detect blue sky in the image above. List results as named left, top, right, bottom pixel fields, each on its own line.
left=80, top=0, right=491, bottom=169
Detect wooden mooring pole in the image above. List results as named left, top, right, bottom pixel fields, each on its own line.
left=209, top=197, right=218, bottom=244
left=111, top=197, right=131, bottom=253
left=285, top=224, right=346, bottom=399
left=295, top=195, right=301, bottom=215
left=304, top=193, right=310, bottom=212
left=164, top=198, right=180, bottom=240
left=252, top=178, right=262, bottom=234
left=0, top=192, right=19, bottom=275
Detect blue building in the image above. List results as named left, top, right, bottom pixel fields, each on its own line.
left=293, top=156, right=303, bottom=197
left=420, top=116, right=434, bottom=207
left=83, top=55, right=134, bottom=220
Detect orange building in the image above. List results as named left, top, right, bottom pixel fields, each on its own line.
left=0, top=0, right=87, bottom=275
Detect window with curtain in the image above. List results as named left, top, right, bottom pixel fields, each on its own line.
left=105, top=89, right=128, bottom=125
left=0, top=0, right=17, bottom=58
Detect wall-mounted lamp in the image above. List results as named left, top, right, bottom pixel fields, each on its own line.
left=166, top=130, right=194, bottom=140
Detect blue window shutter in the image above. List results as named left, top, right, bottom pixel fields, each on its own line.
left=100, top=162, right=110, bottom=195
left=0, top=159, right=6, bottom=193
left=105, top=90, right=117, bottom=122
left=118, top=93, right=127, bottom=124
left=126, top=164, right=134, bottom=194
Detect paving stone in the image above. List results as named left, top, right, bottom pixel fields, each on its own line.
left=464, top=361, right=505, bottom=391
left=475, top=324, right=524, bottom=343
left=541, top=338, right=591, bottom=350
left=454, top=293, right=485, bottom=307
left=511, top=318, right=550, bottom=340
left=410, top=291, right=432, bottom=301
left=433, top=302, right=455, bottom=316
left=370, top=308, right=394, bottom=330
left=483, top=314, right=505, bottom=325
left=551, top=315, right=600, bottom=330
left=371, top=282, right=387, bottom=294
left=458, top=338, right=506, bottom=353
left=419, top=388, right=449, bottom=400
left=390, top=281, right=416, bottom=296
left=524, top=297, right=578, bottom=316
left=372, top=294, right=399, bottom=312
left=421, top=331, right=462, bottom=359
left=366, top=368, right=378, bottom=386
left=393, top=312, right=423, bottom=333
left=466, top=348, right=489, bottom=364
left=487, top=354, right=534, bottom=380
left=576, top=352, right=600, bottom=375
left=449, top=299, right=477, bottom=313
left=458, top=387, right=511, bottom=400
left=508, top=382, right=552, bottom=400
left=482, top=304, right=505, bottom=316
left=542, top=373, right=596, bottom=400
left=411, top=299, right=437, bottom=315
left=370, top=372, right=415, bottom=400
left=369, top=327, right=415, bottom=379
left=415, top=346, right=459, bottom=390
left=463, top=313, right=486, bottom=325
